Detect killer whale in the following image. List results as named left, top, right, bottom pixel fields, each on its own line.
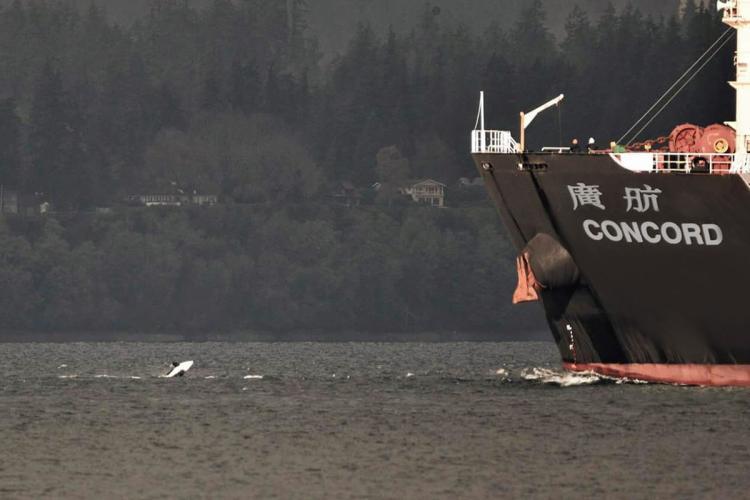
left=164, top=361, right=194, bottom=378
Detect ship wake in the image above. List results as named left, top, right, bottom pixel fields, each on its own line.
left=520, top=367, right=649, bottom=387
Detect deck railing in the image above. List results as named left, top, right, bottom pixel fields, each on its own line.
left=610, top=152, right=737, bottom=174
left=471, top=130, right=519, bottom=154
left=470, top=133, right=747, bottom=174
left=723, top=5, right=739, bottom=19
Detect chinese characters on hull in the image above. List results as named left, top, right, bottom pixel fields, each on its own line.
left=624, top=185, right=662, bottom=213
left=567, top=183, right=605, bottom=211
left=566, top=183, right=723, bottom=247
left=568, top=183, right=661, bottom=213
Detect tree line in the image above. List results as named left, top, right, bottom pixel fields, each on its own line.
left=0, top=0, right=734, bottom=334
left=0, top=205, right=524, bottom=335
left=0, top=0, right=733, bottom=207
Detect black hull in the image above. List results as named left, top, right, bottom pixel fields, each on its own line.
left=474, top=152, right=750, bottom=382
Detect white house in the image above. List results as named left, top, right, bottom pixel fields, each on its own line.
left=401, top=179, right=447, bottom=207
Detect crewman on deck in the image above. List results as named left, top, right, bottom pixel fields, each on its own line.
left=587, top=137, right=598, bottom=152
left=570, top=138, right=581, bottom=153
left=692, top=156, right=709, bottom=173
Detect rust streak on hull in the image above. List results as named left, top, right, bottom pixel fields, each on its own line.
left=564, top=362, right=750, bottom=387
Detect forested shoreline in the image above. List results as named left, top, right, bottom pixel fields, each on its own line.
left=0, top=205, right=540, bottom=335
left=0, top=1, right=733, bottom=335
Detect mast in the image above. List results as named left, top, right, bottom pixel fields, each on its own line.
left=721, top=0, right=750, bottom=169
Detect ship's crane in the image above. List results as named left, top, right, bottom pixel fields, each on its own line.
left=519, top=94, right=564, bottom=153
left=471, top=93, right=564, bottom=154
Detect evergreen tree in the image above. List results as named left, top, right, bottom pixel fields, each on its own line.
left=0, top=0, right=28, bottom=98
left=93, top=52, right=155, bottom=191
left=379, top=29, right=411, bottom=152
left=28, top=62, right=93, bottom=208
left=200, top=70, right=225, bottom=112
left=28, top=62, right=67, bottom=198
left=229, top=58, right=260, bottom=115
left=509, top=0, right=557, bottom=67
left=153, top=82, right=187, bottom=131
left=0, top=99, right=21, bottom=189
left=561, top=5, right=593, bottom=70
left=263, top=62, right=282, bottom=113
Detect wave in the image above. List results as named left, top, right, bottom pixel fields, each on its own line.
left=520, top=367, right=651, bottom=386
left=520, top=367, right=609, bottom=387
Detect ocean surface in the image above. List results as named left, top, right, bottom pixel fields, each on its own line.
left=1, top=342, right=749, bottom=499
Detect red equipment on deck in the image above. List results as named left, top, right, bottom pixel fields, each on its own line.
left=669, top=123, right=736, bottom=154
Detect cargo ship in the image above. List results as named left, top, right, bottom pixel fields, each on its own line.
left=472, top=0, right=750, bottom=386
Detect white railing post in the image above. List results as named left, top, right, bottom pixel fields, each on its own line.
left=612, top=151, right=738, bottom=173
left=480, top=91, right=485, bottom=133
left=471, top=129, right=519, bottom=154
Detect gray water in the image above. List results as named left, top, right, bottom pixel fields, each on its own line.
left=1, top=342, right=749, bottom=499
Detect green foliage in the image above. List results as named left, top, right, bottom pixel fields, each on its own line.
left=144, top=112, right=322, bottom=202
left=0, top=206, right=517, bottom=333
left=0, top=98, right=21, bottom=188
left=28, top=62, right=93, bottom=209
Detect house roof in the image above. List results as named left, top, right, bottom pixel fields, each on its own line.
left=412, top=179, right=447, bottom=187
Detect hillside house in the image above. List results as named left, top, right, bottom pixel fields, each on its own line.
left=0, top=190, right=49, bottom=216
left=401, top=179, right=447, bottom=207
left=127, top=193, right=219, bottom=207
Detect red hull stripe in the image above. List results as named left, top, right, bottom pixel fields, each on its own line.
left=564, top=362, right=750, bottom=387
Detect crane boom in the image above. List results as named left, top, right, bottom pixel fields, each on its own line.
left=519, top=94, right=564, bottom=152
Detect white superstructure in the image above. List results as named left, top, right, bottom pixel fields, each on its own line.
left=721, top=0, right=750, bottom=171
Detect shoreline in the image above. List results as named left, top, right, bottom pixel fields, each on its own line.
left=0, top=330, right=550, bottom=343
